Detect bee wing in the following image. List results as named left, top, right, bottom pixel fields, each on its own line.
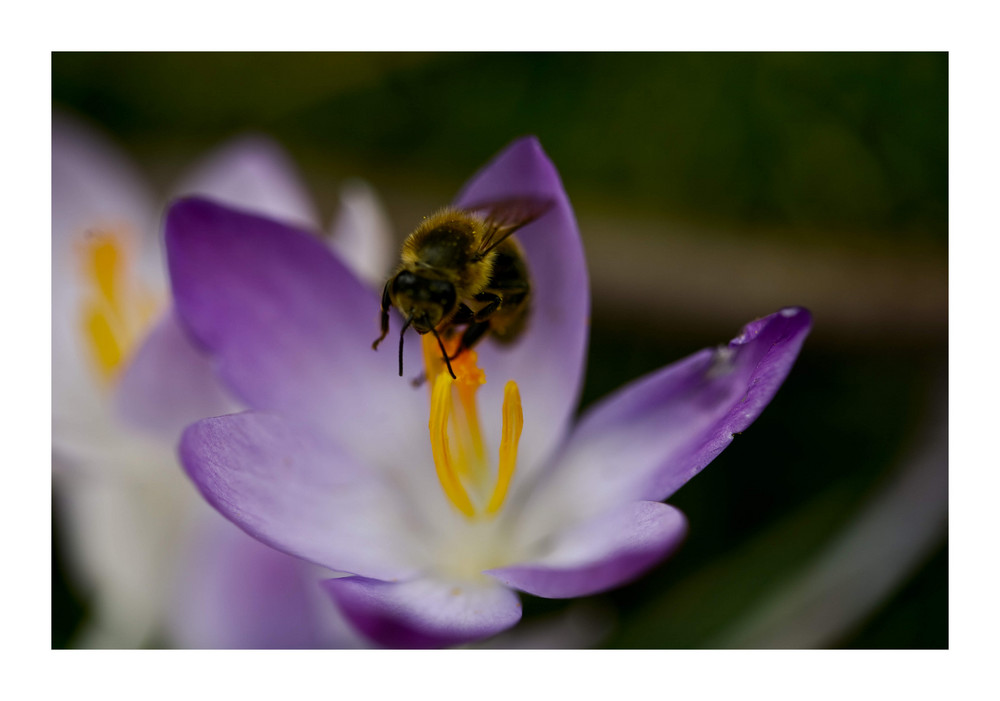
left=464, top=196, right=555, bottom=258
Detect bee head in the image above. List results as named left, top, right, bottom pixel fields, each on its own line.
left=391, top=270, right=457, bottom=332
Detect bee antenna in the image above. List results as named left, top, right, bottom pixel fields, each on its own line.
left=430, top=325, right=456, bottom=380
left=398, top=313, right=414, bottom=377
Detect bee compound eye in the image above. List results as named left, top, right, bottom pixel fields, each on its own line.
left=392, top=271, right=419, bottom=296
left=429, top=280, right=456, bottom=309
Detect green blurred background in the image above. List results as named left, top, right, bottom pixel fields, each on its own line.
left=52, top=52, right=947, bottom=648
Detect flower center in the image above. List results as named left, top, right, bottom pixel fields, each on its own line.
left=422, top=335, right=523, bottom=520
left=78, top=229, right=158, bottom=384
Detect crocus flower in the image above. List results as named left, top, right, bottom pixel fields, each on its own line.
left=169, top=137, right=811, bottom=648
left=52, top=114, right=382, bottom=647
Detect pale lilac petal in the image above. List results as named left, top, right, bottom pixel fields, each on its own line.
left=179, top=411, right=421, bottom=581
left=114, top=308, right=237, bottom=440
left=173, top=134, right=320, bottom=230
left=488, top=502, right=687, bottom=599
left=529, top=308, right=812, bottom=525
left=52, top=454, right=197, bottom=647
left=51, top=112, right=157, bottom=267
left=329, top=178, right=394, bottom=287
left=168, top=508, right=347, bottom=649
left=322, top=576, right=522, bottom=648
left=166, top=197, right=427, bottom=462
left=453, top=137, right=589, bottom=478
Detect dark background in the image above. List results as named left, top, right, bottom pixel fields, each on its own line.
left=52, top=52, right=947, bottom=648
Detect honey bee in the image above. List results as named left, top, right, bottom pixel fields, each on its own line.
left=372, top=196, right=553, bottom=379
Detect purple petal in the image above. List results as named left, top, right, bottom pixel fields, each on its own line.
left=453, top=137, right=589, bottom=477
left=114, top=308, right=237, bottom=440
left=173, top=135, right=320, bottom=230
left=322, top=576, right=522, bottom=648
left=166, top=197, right=426, bottom=459
left=167, top=508, right=348, bottom=649
left=488, top=501, right=687, bottom=599
left=179, top=411, right=419, bottom=581
left=535, top=308, right=812, bottom=520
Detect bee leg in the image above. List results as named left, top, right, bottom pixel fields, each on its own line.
left=451, top=304, right=476, bottom=325
left=473, top=292, right=502, bottom=321
left=449, top=320, right=491, bottom=362
left=398, top=313, right=414, bottom=377
left=372, top=280, right=392, bottom=350
left=430, top=325, right=456, bottom=379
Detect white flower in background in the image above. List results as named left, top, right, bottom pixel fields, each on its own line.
left=51, top=113, right=390, bottom=648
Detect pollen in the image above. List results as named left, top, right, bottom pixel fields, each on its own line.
left=423, top=335, right=524, bottom=519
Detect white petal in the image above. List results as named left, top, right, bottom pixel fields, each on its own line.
left=173, top=134, right=319, bottom=230
left=328, top=178, right=394, bottom=287
left=54, top=448, right=197, bottom=647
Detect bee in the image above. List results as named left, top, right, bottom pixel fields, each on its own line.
left=372, top=196, right=554, bottom=380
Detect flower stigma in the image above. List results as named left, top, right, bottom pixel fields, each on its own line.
left=78, top=229, right=158, bottom=384
left=422, top=335, right=523, bottom=520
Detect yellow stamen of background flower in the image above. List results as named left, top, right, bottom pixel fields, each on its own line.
left=83, top=302, right=125, bottom=376
left=91, top=237, right=121, bottom=311
left=423, top=335, right=523, bottom=519
left=78, top=230, right=158, bottom=383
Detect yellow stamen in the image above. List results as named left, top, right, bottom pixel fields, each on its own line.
left=83, top=301, right=125, bottom=375
left=90, top=237, right=121, bottom=312
left=422, top=335, right=523, bottom=519
left=429, top=371, right=476, bottom=517
left=452, top=350, right=486, bottom=481
left=486, top=381, right=523, bottom=515
left=78, top=229, right=158, bottom=383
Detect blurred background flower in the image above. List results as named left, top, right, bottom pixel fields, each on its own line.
left=52, top=52, right=947, bottom=648
left=51, top=112, right=387, bottom=648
